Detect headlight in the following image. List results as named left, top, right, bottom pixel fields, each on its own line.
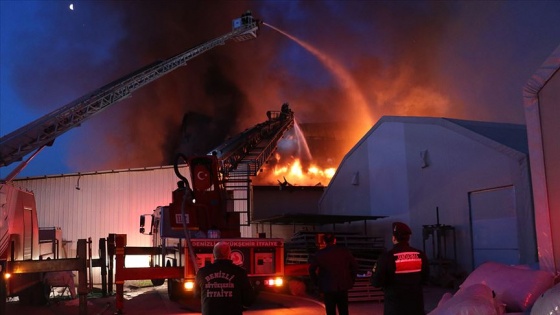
left=184, top=280, right=195, bottom=291
left=265, top=277, right=283, bottom=287
left=273, top=277, right=283, bottom=287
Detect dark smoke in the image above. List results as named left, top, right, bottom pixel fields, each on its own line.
left=4, top=1, right=560, bottom=176
left=84, top=1, right=258, bottom=170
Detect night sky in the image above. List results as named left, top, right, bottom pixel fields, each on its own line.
left=1, top=1, right=559, bottom=179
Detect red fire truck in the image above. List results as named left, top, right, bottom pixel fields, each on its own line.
left=131, top=105, right=294, bottom=307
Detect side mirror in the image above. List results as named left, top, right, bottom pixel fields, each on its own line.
left=140, top=215, right=146, bottom=234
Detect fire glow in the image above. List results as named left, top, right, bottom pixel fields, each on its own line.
left=252, top=120, right=338, bottom=187
left=258, top=156, right=336, bottom=187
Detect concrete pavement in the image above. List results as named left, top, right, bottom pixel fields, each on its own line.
left=5, top=282, right=452, bottom=314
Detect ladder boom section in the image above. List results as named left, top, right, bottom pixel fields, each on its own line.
left=210, top=104, right=294, bottom=178
left=0, top=11, right=259, bottom=168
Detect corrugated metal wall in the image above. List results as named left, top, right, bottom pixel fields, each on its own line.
left=14, top=166, right=189, bottom=283
left=13, top=165, right=275, bottom=284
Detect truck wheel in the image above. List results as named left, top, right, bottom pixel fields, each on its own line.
left=151, top=278, right=165, bottom=286
left=18, top=288, right=32, bottom=305
left=18, top=282, right=48, bottom=305
left=150, top=263, right=165, bottom=286
left=288, top=279, right=306, bottom=296
left=165, top=260, right=179, bottom=301
left=167, top=279, right=178, bottom=301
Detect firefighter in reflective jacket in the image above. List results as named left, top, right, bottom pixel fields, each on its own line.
left=195, top=242, right=256, bottom=315
left=371, top=222, right=430, bottom=315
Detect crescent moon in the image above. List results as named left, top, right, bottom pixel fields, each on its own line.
left=197, top=171, right=208, bottom=181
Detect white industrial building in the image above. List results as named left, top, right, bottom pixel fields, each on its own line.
left=318, top=43, right=560, bottom=276
left=319, top=116, right=535, bottom=275
left=12, top=166, right=189, bottom=275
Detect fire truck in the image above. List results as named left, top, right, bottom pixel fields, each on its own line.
left=0, top=11, right=262, bottom=314
left=137, top=105, right=293, bottom=302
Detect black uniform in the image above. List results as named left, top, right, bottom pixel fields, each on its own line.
left=309, top=243, right=358, bottom=315
left=371, top=242, right=429, bottom=315
left=195, top=259, right=255, bottom=315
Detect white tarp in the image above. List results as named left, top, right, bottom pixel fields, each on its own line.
left=523, top=44, right=560, bottom=273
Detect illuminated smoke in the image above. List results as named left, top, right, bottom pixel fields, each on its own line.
left=263, top=22, right=373, bottom=137
left=6, top=1, right=559, bottom=179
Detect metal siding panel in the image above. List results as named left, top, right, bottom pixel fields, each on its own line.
left=13, top=166, right=187, bottom=283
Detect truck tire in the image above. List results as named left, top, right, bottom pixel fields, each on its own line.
left=18, top=281, right=48, bottom=306
left=288, top=279, right=307, bottom=296
left=151, top=278, right=165, bottom=286
left=167, top=279, right=179, bottom=301
left=165, top=260, right=179, bottom=301
left=149, top=263, right=165, bottom=286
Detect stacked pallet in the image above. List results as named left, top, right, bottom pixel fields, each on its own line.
left=284, top=231, right=386, bottom=302
left=349, top=277, right=384, bottom=302
left=285, top=232, right=318, bottom=264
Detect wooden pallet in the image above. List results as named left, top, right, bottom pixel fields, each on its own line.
left=349, top=277, right=384, bottom=302
left=285, top=250, right=310, bottom=264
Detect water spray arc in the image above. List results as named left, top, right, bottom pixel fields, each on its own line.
left=263, top=22, right=373, bottom=132
left=293, top=119, right=313, bottom=162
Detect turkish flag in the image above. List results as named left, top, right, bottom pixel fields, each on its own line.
left=193, top=164, right=212, bottom=191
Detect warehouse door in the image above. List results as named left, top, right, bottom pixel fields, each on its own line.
left=469, top=186, right=519, bottom=269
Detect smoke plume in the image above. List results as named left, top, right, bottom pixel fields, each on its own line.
left=4, top=1, right=560, bottom=178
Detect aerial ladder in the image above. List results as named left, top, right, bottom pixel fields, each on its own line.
left=211, top=103, right=294, bottom=178
left=172, top=102, right=294, bottom=234
left=0, top=11, right=260, bottom=176
left=211, top=103, right=294, bottom=226
left=127, top=103, right=294, bottom=312
left=0, top=11, right=261, bottom=315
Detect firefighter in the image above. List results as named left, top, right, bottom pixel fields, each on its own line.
left=371, top=222, right=430, bottom=315
left=195, top=242, right=255, bottom=315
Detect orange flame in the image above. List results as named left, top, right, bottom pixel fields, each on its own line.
left=256, top=157, right=336, bottom=187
